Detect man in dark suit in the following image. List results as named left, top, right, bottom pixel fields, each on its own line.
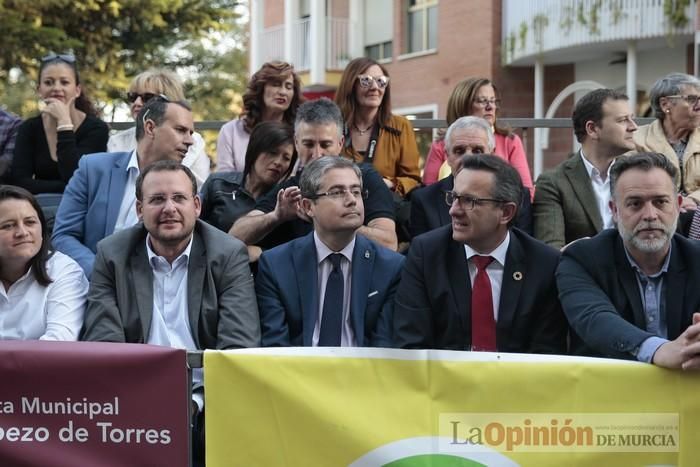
left=557, top=152, right=700, bottom=369
left=395, top=154, right=567, bottom=353
left=533, top=88, right=638, bottom=249
left=256, top=156, right=404, bottom=347
left=410, top=116, right=532, bottom=237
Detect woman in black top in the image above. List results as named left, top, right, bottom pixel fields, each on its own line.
left=10, top=54, right=108, bottom=193
left=201, top=121, right=296, bottom=233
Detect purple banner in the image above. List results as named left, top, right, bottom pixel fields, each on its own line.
left=0, top=341, right=188, bottom=467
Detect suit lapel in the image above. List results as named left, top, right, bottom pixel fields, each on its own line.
left=437, top=176, right=453, bottom=227
left=613, top=237, right=646, bottom=328
left=130, top=237, right=154, bottom=342
left=105, top=152, right=131, bottom=236
left=563, top=154, right=603, bottom=231
left=187, top=229, right=206, bottom=348
left=664, top=239, right=685, bottom=339
left=350, top=236, right=374, bottom=346
left=497, top=232, right=524, bottom=348
left=293, top=234, right=319, bottom=346
left=446, top=235, right=471, bottom=339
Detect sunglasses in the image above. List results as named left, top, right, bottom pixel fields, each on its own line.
left=127, top=92, right=160, bottom=104
left=357, top=74, right=390, bottom=89
left=41, top=53, right=76, bottom=64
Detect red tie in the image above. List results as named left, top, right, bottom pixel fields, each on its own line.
left=471, top=255, right=497, bottom=351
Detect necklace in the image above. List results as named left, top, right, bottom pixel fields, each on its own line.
left=353, top=122, right=373, bottom=135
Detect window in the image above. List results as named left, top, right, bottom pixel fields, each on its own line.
left=407, top=0, right=437, bottom=53
left=365, top=41, right=393, bottom=61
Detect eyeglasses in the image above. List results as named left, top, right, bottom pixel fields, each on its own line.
left=445, top=191, right=504, bottom=209
left=666, top=94, right=700, bottom=106
left=41, top=53, right=76, bottom=64
left=307, top=187, right=368, bottom=200
left=140, top=94, right=171, bottom=124
left=127, top=92, right=159, bottom=103
left=473, top=97, right=501, bottom=108
left=357, top=75, right=390, bottom=89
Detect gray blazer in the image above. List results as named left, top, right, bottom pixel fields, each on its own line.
left=533, top=152, right=603, bottom=249
left=81, top=219, right=261, bottom=349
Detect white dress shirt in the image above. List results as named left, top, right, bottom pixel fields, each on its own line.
left=580, top=150, right=614, bottom=229
left=108, top=126, right=211, bottom=188
left=0, top=252, right=88, bottom=341
left=312, top=233, right=356, bottom=347
left=113, top=150, right=140, bottom=232
left=463, top=232, right=511, bottom=321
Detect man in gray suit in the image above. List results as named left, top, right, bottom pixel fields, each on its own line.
left=533, top=89, right=638, bottom=249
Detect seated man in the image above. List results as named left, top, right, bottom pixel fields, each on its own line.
left=52, top=97, right=195, bottom=276
left=410, top=116, right=532, bottom=238
left=256, top=156, right=404, bottom=347
left=395, top=154, right=567, bottom=353
left=231, top=98, right=397, bottom=256
left=557, top=152, right=700, bottom=369
left=534, top=89, right=638, bottom=249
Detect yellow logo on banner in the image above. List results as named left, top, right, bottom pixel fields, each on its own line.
left=204, top=348, right=700, bottom=466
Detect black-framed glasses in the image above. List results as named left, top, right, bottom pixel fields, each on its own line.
left=666, top=94, right=700, bottom=106
left=445, top=191, right=504, bottom=210
left=473, top=97, right=501, bottom=108
left=307, top=187, right=368, bottom=200
left=357, top=74, right=389, bottom=89
left=127, top=92, right=158, bottom=104
left=41, top=53, right=76, bottom=64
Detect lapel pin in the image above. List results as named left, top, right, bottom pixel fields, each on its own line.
left=513, top=271, right=523, bottom=281
left=364, top=250, right=371, bottom=259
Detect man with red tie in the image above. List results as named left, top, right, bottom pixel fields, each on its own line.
left=394, top=153, right=567, bottom=353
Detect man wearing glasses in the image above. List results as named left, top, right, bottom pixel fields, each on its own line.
left=394, top=153, right=567, bottom=353
left=255, top=156, right=404, bottom=347
left=52, top=96, right=195, bottom=276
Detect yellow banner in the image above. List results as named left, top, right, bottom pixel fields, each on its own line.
left=204, top=348, right=700, bottom=466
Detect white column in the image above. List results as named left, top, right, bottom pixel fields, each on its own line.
left=626, top=41, right=637, bottom=114
left=284, top=0, right=297, bottom=64
left=250, top=0, right=264, bottom=75
left=309, top=0, right=326, bottom=85
left=534, top=58, right=544, bottom=178
left=348, top=0, right=364, bottom=58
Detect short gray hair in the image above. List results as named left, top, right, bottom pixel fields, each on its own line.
left=609, top=152, right=678, bottom=200
left=649, top=72, right=700, bottom=120
left=445, top=116, right=495, bottom=153
left=294, top=97, right=344, bottom=140
left=299, top=156, right=362, bottom=198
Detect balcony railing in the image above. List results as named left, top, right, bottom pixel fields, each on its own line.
left=503, top=0, right=696, bottom=65
left=260, top=17, right=351, bottom=72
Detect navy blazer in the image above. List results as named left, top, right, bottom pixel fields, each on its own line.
left=409, top=174, right=533, bottom=238
left=557, top=229, right=700, bottom=359
left=52, top=151, right=132, bottom=276
left=394, top=225, right=567, bottom=353
left=256, top=233, right=404, bottom=347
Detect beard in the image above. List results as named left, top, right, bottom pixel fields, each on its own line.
left=618, top=218, right=677, bottom=253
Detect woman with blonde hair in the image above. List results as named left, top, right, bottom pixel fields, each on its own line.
left=423, top=77, right=534, bottom=199
left=107, top=68, right=211, bottom=187
left=216, top=61, right=302, bottom=173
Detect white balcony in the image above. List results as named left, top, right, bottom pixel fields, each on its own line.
left=260, top=17, right=351, bottom=72
left=502, top=0, right=696, bottom=66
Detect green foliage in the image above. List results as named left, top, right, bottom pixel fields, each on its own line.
left=663, top=0, right=690, bottom=28
left=0, top=0, right=248, bottom=125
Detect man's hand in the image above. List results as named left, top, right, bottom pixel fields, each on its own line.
left=652, top=313, right=700, bottom=369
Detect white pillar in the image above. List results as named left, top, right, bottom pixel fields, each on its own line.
left=309, top=0, right=326, bottom=85
left=348, top=0, right=364, bottom=59
left=626, top=41, right=637, bottom=114
left=284, top=0, right=297, bottom=64
left=250, top=0, right=264, bottom=75
left=534, top=58, right=544, bottom=178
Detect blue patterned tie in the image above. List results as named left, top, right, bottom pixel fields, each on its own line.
left=319, top=253, right=344, bottom=346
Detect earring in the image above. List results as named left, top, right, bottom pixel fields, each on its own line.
left=665, top=109, right=670, bottom=113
